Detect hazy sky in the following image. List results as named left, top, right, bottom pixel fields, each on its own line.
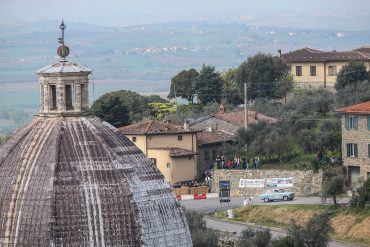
left=1, top=0, right=370, bottom=26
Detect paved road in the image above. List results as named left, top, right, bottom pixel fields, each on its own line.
left=181, top=197, right=368, bottom=247
left=180, top=196, right=350, bottom=214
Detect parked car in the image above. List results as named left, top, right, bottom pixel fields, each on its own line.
left=258, top=189, right=295, bottom=202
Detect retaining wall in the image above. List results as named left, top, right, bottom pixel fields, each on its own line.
left=211, top=169, right=323, bottom=197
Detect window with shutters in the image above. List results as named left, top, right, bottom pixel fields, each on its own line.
left=310, top=66, right=316, bottom=76
left=328, top=66, right=337, bottom=76
left=296, top=66, right=302, bottom=76
left=367, top=116, right=370, bottom=130
left=347, top=143, right=358, bottom=157
left=345, top=115, right=358, bottom=130
left=368, top=144, right=370, bottom=158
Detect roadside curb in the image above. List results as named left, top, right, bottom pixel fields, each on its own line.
left=176, top=193, right=218, bottom=201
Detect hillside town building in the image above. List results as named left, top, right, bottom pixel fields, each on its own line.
left=196, top=130, right=234, bottom=173
left=0, top=21, right=192, bottom=246
left=190, top=105, right=277, bottom=134
left=336, top=101, right=370, bottom=187
left=281, top=47, right=370, bottom=88
left=119, top=120, right=199, bottom=184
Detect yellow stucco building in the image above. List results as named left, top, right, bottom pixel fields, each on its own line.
left=281, top=47, right=370, bottom=89
left=119, top=120, right=198, bottom=184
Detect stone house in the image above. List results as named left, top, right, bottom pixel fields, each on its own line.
left=196, top=130, right=234, bottom=177
left=119, top=120, right=199, bottom=184
left=336, top=101, right=370, bottom=186
left=190, top=106, right=277, bottom=134
left=281, top=47, right=370, bottom=89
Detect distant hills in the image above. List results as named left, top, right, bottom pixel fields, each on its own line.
left=1, top=20, right=370, bottom=88
left=1, top=20, right=370, bottom=134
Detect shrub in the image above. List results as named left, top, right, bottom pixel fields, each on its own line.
left=350, top=178, right=370, bottom=209
left=236, top=227, right=270, bottom=247
left=288, top=211, right=333, bottom=247
left=184, top=210, right=218, bottom=247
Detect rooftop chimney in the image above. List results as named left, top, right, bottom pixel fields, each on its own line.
left=219, top=103, right=226, bottom=113
left=184, top=120, right=189, bottom=131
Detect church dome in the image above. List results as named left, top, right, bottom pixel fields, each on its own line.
left=0, top=21, right=192, bottom=246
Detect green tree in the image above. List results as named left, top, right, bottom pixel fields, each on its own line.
left=168, top=69, right=199, bottom=103
left=185, top=210, right=218, bottom=247
left=322, top=175, right=345, bottom=205
left=91, top=90, right=167, bottom=127
left=349, top=178, right=370, bottom=209
left=195, top=64, right=223, bottom=104
left=149, top=102, right=176, bottom=121
left=91, top=93, right=130, bottom=127
left=237, top=53, right=291, bottom=100
left=289, top=212, right=333, bottom=247
left=273, top=74, right=294, bottom=103
left=335, top=80, right=370, bottom=108
left=335, top=62, right=370, bottom=90
left=221, top=68, right=244, bottom=106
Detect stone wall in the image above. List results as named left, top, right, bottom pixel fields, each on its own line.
left=341, top=115, right=370, bottom=179
left=211, top=169, right=323, bottom=197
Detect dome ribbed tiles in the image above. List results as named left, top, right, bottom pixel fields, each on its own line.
left=0, top=116, right=192, bottom=246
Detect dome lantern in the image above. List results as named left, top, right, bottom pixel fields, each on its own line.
left=36, top=20, right=92, bottom=117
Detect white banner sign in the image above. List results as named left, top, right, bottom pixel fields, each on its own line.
left=266, top=177, right=294, bottom=188
left=239, top=179, right=265, bottom=188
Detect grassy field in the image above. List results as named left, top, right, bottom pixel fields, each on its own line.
left=212, top=204, right=370, bottom=245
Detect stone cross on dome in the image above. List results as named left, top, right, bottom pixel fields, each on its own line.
left=36, top=20, right=92, bottom=117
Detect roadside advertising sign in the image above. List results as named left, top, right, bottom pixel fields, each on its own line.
left=266, top=177, right=294, bottom=188
left=238, top=179, right=265, bottom=188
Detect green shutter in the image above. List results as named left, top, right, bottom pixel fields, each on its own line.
left=354, top=144, right=358, bottom=157
left=367, top=116, right=370, bottom=130
left=347, top=144, right=350, bottom=157
left=354, top=116, right=358, bottom=130
left=368, top=144, right=370, bottom=158
left=345, top=115, right=349, bottom=130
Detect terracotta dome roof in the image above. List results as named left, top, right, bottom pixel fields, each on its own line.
left=0, top=116, right=191, bottom=246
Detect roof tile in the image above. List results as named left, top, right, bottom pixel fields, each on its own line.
left=282, top=47, right=370, bottom=62
left=214, top=110, right=277, bottom=127
left=119, top=120, right=198, bottom=135
left=197, top=130, right=234, bottom=146
left=336, top=101, right=370, bottom=114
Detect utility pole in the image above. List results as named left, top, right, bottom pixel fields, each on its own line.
left=244, top=82, right=248, bottom=130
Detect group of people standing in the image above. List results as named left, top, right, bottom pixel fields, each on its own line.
left=215, top=156, right=260, bottom=169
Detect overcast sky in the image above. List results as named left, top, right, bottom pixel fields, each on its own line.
left=1, top=0, right=370, bottom=26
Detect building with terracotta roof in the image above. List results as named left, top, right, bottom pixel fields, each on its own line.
left=336, top=101, right=370, bottom=186
left=0, top=22, right=192, bottom=246
left=190, top=107, right=277, bottom=134
left=281, top=47, right=370, bottom=88
left=197, top=130, right=234, bottom=174
left=119, top=120, right=199, bottom=184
